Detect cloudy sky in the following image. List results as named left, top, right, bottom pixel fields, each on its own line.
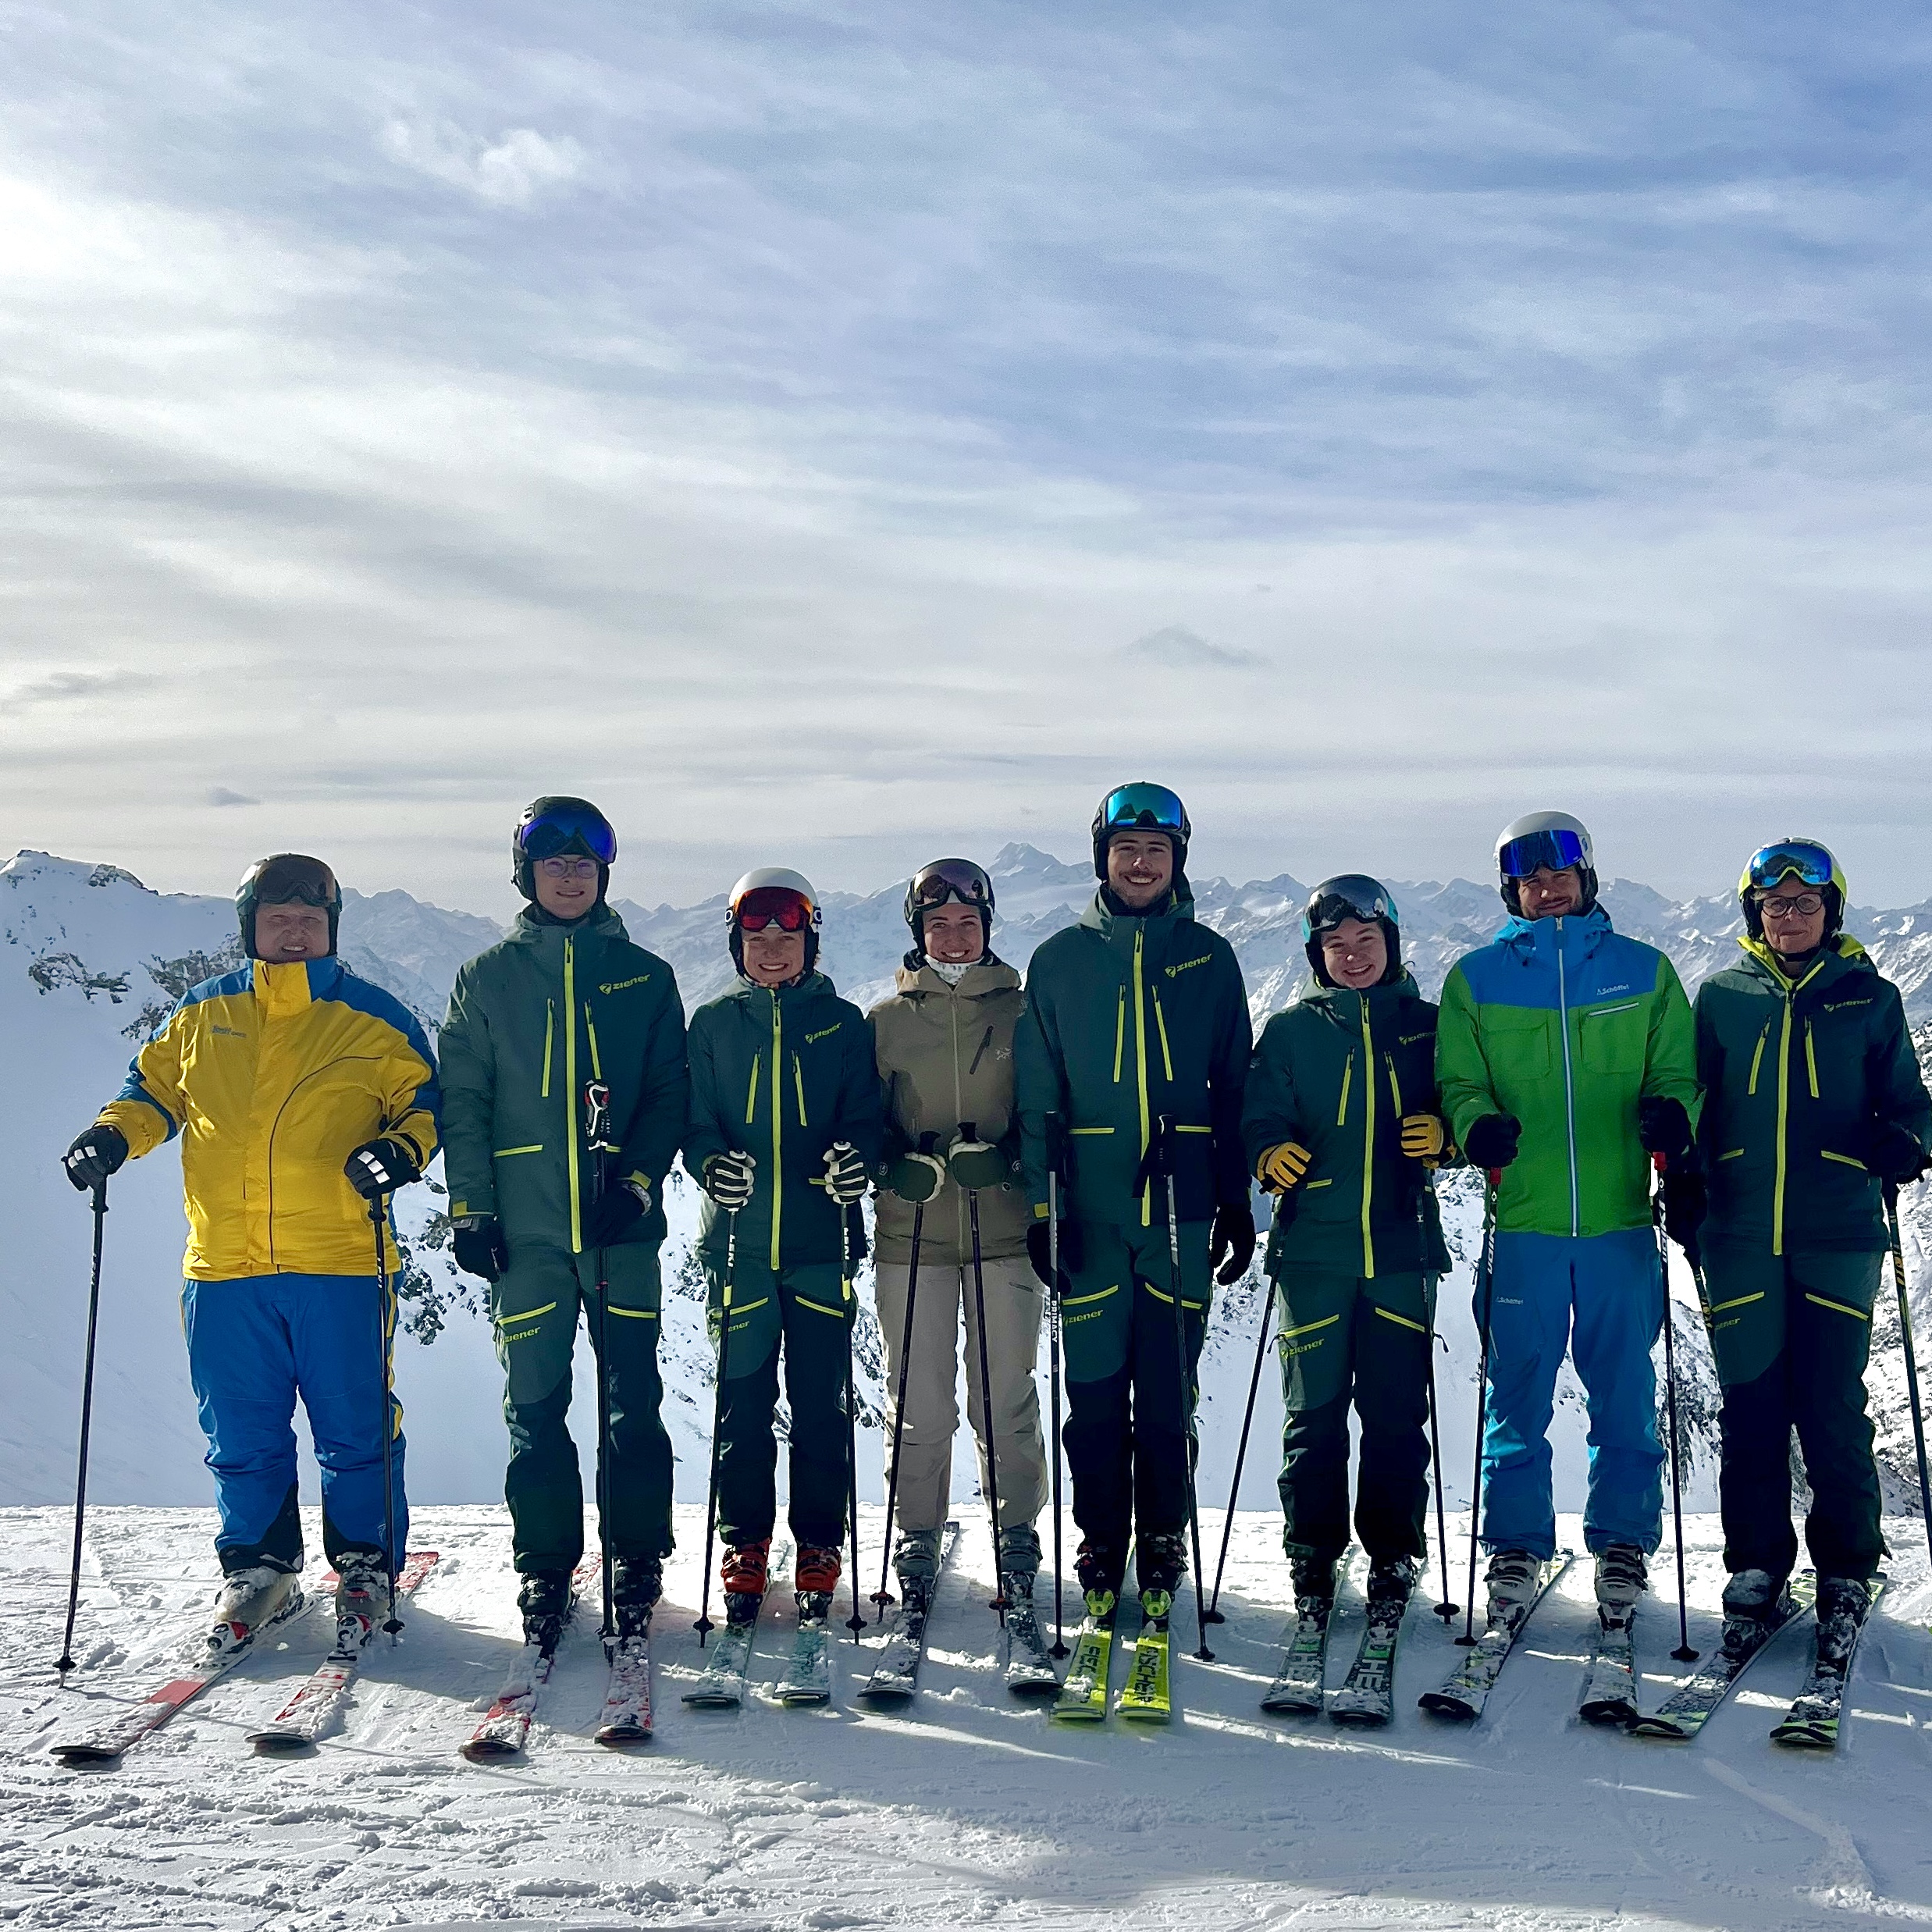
left=5, top=2, right=1931, bottom=918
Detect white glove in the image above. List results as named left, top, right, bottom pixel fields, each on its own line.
left=823, top=1140, right=869, bottom=1206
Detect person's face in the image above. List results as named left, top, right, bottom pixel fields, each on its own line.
left=254, top=900, right=331, bottom=961
left=533, top=852, right=601, bottom=921
left=1758, top=880, right=1828, bottom=958
left=922, top=902, right=985, bottom=964
left=1517, top=865, right=1583, bottom=920
left=1107, top=832, right=1176, bottom=909
left=1320, top=918, right=1387, bottom=991
left=742, top=925, right=807, bottom=986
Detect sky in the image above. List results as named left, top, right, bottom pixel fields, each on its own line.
left=4, top=1, right=1932, bottom=920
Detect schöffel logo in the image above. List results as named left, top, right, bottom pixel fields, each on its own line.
left=599, top=973, right=651, bottom=995
left=1593, top=984, right=1633, bottom=998
left=805, top=1023, right=841, bottom=1044
left=1165, top=955, right=1214, bottom=980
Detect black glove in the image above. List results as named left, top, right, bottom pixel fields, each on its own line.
left=63, top=1123, right=128, bottom=1192
left=947, top=1130, right=1011, bottom=1194
left=886, top=1151, right=946, bottom=1203
left=1638, top=1097, right=1694, bottom=1162
left=453, top=1216, right=509, bottom=1282
left=584, top=1182, right=648, bottom=1246
left=703, top=1150, right=758, bottom=1210
left=1210, top=1201, right=1257, bottom=1285
left=1866, top=1120, right=1930, bottom=1187
left=345, top=1137, right=422, bottom=1199
left=1026, top=1217, right=1083, bottom=1291
left=1463, top=1114, right=1521, bottom=1171
left=1661, top=1165, right=1706, bottom=1256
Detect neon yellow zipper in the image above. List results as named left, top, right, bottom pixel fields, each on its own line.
left=794, top=1055, right=807, bottom=1126
left=770, top=992, right=785, bottom=1270
left=744, top=1055, right=760, bottom=1124
left=1153, top=989, right=1175, bottom=1082
left=1385, top=1052, right=1404, bottom=1119
left=542, top=1002, right=553, bottom=1098
left=1747, top=1024, right=1767, bottom=1096
left=585, top=1005, right=603, bottom=1079
left=1336, top=1055, right=1352, bottom=1126
left=1770, top=958, right=1829, bottom=1257
left=564, top=937, right=581, bottom=1254
left=1359, top=1002, right=1376, bottom=1279
left=1112, top=990, right=1126, bottom=1083
left=1133, top=927, right=1151, bottom=1228
left=1805, top=1020, right=1818, bottom=1098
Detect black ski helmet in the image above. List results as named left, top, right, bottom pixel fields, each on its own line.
left=903, top=857, right=994, bottom=961
left=513, top=796, right=617, bottom=905
left=1091, top=781, right=1191, bottom=881
left=236, top=854, right=340, bottom=959
left=1301, top=874, right=1401, bottom=987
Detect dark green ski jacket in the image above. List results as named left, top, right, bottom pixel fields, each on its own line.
left=1015, top=887, right=1251, bottom=1231
left=1242, top=973, right=1453, bottom=1279
left=682, top=972, right=884, bottom=1271
left=439, top=906, right=688, bottom=1251
left=1695, top=935, right=1932, bottom=1255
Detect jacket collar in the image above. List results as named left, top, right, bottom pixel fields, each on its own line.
left=1736, top=931, right=1868, bottom=993
left=253, top=955, right=339, bottom=1015
left=1078, top=884, right=1195, bottom=944
left=1296, top=969, right=1420, bottom=1024
left=506, top=903, right=629, bottom=948
left=893, top=956, right=1022, bottom=998
left=1496, top=901, right=1613, bottom=959
left=730, top=969, right=837, bottom=1008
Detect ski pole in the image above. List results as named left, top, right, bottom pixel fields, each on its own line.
left=962, top=1126, right=1005, bottom=1622
left=1157, top=1115, right=1213, bottom=1662
left=1884, top=1181, right=1932, bottom=1568
left=1460, top=1173, right=1500, bottom=1646
left=1044, top=1112, right=1069, bottom=1659
left=585, top=1081, right=617, bottom=1648
left=1652, top=1155, right=1697, bottom=1663
left=56, top=1178, right=109, bottom=1681
left=875, top=1135, right=937, bottom=1614
left=841, top=1201, right=866, bottom=1640
left=1420, top=1170, right=1457, bottom=1624
left=1205, top=1279, right=1272, bottom=1621
left=369, top=1192, right=403, bottom=1640
left=694, top=1208, right=738, bottom=1647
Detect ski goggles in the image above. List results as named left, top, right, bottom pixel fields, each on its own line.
left=1498, top=827, right=1589, bottom=879
left=1098, top=782, right=1187, bottom=834
left=1746, top=840, right=1835, bottom=893
left=735, top=887, right=816, bottom=932
left=1302, top=876, right=1399, bottom=941
left=250, top=854, right=339, bottom=908
left=518, top=802, right=617, bottom=865
left=909, top=858, right=992, bottom=910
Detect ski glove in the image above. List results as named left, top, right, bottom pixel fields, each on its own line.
left=1210, top=1201, right=1257, bottom=1285
left=1463, top=1114, right=1521, bottom=1172
left=1255, top=1141, right=1311, bottom=1194
left=584, top=1180, right=649, bottom=1246
left=1400, top=1114, right=1445, bottom=1162
left=947, top=1131, right=1010, bottom=1194
left=887, top=1151, right=946, bottom=1204
left=1026, top=1216, right=1082, bottom=1291
left=1638, top=1097, right=1695, bottom=1163
left=1660, top=1165, right=1706, bottom=1254
left=62, top=1123, right=128, bottom=1192
left=345, top=1137, right=422, bottom=1199
left=452, top=1215, right=510, bottom=1282
left=823, top=1140, right=869, bottom=1206
left=1866, top=1119, right=1930, bottom=1186
left=703, top=1151, right=758, bottom=1211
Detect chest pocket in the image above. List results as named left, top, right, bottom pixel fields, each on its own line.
left=1483, top=1006, right=1550, bottom=1078
left=1579, top=999, right=1645, bottom=1076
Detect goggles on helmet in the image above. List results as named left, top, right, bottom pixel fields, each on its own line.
left=1302, top=875, right=1399, bottom=942
left=518, top=802, right=617, bottom=865
left=1098, top=782, right=1187, bottom=835
left=910, top=859, right=992, bottom=911
left=1498, top=827, right=1589, bottom=880
left=735, top=887, right=815, bottom=933
left=251, top=854, right=339, bottom=908
left=1746, top=840, right=1835, bottom=894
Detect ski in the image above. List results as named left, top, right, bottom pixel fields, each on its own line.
left=774, top=1596, right=834, bottom=1706
left=1630, top=1574, right=1816, bottom=1742
left=247, top=1552, right=440, bottom=1754
left=1328, top=1595, right=1407, bottom=1727
left=1577, top=1603, right=1638, bottom=1728
left=1770, top=1576, right=1887, bottom=1751
left=1418, top=1551, right=1574, bottom=1724
left=682, top=1539, right=790, bottom=1710
left=51, top=1577, right=318, bottom=1767
left=1262, top=1557, right=1357, bottom=1717
left=1115, top=1591, right=1171, bottom=1724
left=460, top=1553, right=601, bottom=1762
left=858, top=1521, right=959, bottom=1705
left=1001, top=1580, right=1063, bottom=1697
left=594, top=1632, right=653, bottom=1746
left=1051, top=1592, right=1125, bottom=1724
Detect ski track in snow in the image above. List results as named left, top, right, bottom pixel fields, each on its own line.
left=6, top=1509, right=1932, bottom=1930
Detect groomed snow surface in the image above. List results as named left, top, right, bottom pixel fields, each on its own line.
left=6, top=1505, right=1932, bottom=1931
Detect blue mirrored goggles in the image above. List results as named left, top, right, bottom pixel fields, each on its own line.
left=1746, top=841, right=1834, bottom=891
left=1302, top=877, right=1399, bottom=941
left=519, top=805, right=617, bottom=864
left=1499, top=827, right=1589, bottom=879
left=1099, top=782, right=1186, bottom=832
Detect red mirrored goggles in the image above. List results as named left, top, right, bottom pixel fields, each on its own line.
left=735, top=887, right=815, bottom=933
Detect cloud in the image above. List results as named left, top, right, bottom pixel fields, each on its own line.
left=0, top=670, right=155, bottom=714
left=1123, top=625, right=1263, bottom=671
left=376, top=120, right=589, bottom=208
left=206, top=787, right=259, bottom=807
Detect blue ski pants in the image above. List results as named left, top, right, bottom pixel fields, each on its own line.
left=181, top=1272, right=407, bottom=1574
left=1478, top=1227, right=1663, bottom=1560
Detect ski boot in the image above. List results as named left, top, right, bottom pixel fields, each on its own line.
left=1719, top=1567, right=1789, bottom=1659
left=996, top=1523, right=1043, bottom=1619
left=333, top=1548, right=392, bottom=1646
left=1593, top=1542, right=1646, bottom=1639
left=1813, top=1574, right=1874, bottom=1680
left=1075, top=1539, right=1124, bottom=1624
left=720, top=1538, right=771, bottom=1628
left=611, top=1555, right=664, bottom=1642
left=208, top=1563, right=302, bottom=1658
left=517, top=1570, right=575, bottom=1650
left=1484, top=1549, right=1541, bottom=1631
left=795, top=1543, right=841, bottom=1621
left=1288, top=1547, right=1338, bottom=1623
left=893, top=1526, right=945, bottom=1617
left=1363, top=1554, right=1418, bottom=1625
left=1136, top=1532, right=1188, bottom=1624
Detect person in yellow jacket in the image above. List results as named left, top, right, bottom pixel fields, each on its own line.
left=61, top=855, right=439, bottom=1653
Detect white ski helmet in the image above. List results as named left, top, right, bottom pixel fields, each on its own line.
left=727, top=866, right=822, bottom=974
left=1495, top=810, right=1597, bottom=915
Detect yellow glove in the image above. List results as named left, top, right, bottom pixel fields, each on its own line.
left=1256, top=1141, right=1311, bottom=1194
left=1400, top=1113, right=1445, bottom=1162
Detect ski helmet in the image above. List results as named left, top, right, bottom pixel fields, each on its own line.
left=728, top=866, right=822, bottom=976
left=904, top=857, right=994, bottom=960
left=236, top=854, right=340, bottom=959
left=1301, top=874, right=1401, bottom=987
left=1738, top=838, right=1847, bottom=942
left=1091, top=781, right=1191, bottom=881
left=1495, top=810, right=1597, bottom=916
left=513, top=796, right=617, bottom=904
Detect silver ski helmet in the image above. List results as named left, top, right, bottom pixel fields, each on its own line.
left=237, top=853, right=340, bottom=959
left=1301, top=874, right=1401, bottom=987
left=904, top=857, right=994, bottom=960
left=513, top=796, right=617, bottom=904
left=728, top=866, right=822, bottom=976
left=1496, top=810, right=1596, bottom=916
left=1091, top=781, right=1190, bottom=881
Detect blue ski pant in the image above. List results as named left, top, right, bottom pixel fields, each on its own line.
left=1478, top=1227, right=1663, bottom=1560
left=182, top=1272, right=406, bottom=1574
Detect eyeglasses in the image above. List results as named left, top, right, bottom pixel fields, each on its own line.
left=910, top=859, right=992, bottom=909
left=1499, top=828, right=1589, bottom=880
left=537, top=856, right=601, bottom=881
left=1746, top=840, right=1834, bottom=891
left=736, top=888, right=813, bottom=933
left=1759, top=893, right=1825, bottom=920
